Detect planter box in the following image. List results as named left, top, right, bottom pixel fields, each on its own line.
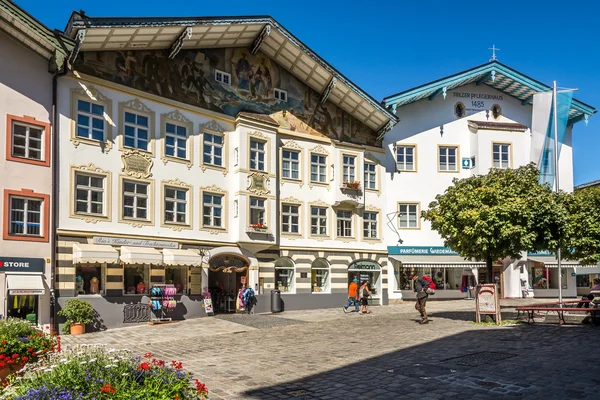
left=246, top=227, right=271, bottom=234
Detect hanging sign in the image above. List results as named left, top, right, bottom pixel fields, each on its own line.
left=462, top=158, right=471, bottom=169
left=475, top=284, right=501, bottom=324
left=203, top=298, right=214, bottom=316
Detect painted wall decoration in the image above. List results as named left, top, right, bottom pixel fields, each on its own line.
left=75, top=48, right=379, bottom=146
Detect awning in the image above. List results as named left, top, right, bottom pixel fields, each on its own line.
left=528, top=255, right=559, bottom=264
left=163, top=249, right=202, bottom=267
left=389, top=254, right=485, bottom=268
left=73, top=243, right=119, bottom=264
left=120, top=246, right=163, bottom=265
left=573, top=266, right=600, bottom=275
left=6, top=274, right=45, bottom=295
left=207, top=246, right=258, bottom=270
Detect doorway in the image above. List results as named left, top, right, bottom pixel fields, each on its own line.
left=207, top=254, right=249, bottom=313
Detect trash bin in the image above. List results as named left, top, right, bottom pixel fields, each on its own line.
left=271, top=289, right=282, bottom=313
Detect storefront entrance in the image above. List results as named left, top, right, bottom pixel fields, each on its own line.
left=207, top=254, right=249, bottom=313
left=348, top=260, right=381, bottom=305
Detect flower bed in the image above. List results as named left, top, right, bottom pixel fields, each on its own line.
left=2, top=346, right=208, bottom=399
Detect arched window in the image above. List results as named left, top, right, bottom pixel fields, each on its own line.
left=454, top=102, right=465, bottom=119
left=311, top=258, right=330, bottom=293
left=491, top=104, right=502, bottom=120
left=274, top=257, right=295, bottom=293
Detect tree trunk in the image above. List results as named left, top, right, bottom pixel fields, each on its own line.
left=486, top=255, right=493, bottom=284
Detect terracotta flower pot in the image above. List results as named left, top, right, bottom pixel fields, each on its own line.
left=0, top=362, right=26, bottom=384
left=70, top=323, right=86, bottom=335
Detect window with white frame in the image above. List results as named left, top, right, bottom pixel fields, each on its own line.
left=274, top=258, right=295, bottom=293
left=363, top=212, right=378, bottom=239
left=274, top=88, right=287, bottom=101
left=337, top=210, right=353, bottom=237
left=249, top=197, right=266, bottom=226
left=396, top=145, right=415, bottom=171
left=123, top=111, right=149, bottom=151
left=398, top=203, right=419, bottom=228
left=342, top=155, right=356, bottom=183
left=11, top=122, right=43, bottom=161
left=9, top=197, right=42, bottom=236
left=282, top=204, right=299, bottom=234
left=282, top=150, right=300, bottom=179
left=364, top=162, right=376, bottom=190
left=165, top=122, right=187, bottom=159
left=493, top=143, right=511, bottom=169
left=311, top=206, right=327, bottom=236
left=123, top=180, right=149, bottom=220
left=203, top=132, right=223, bottom=166
left=164, top=187, right=188, bottom=224
left=75, top=173, right=104, bottom=215
left=250, top=140, right=266, bottom=171
left=202, top=193, right=223, bottom=228
left=310, top=154, right=327, bottom=183
left=439, top=146, right=458, bottom=171
left=76, top=99, right=105, bottom=141
left=215, top=70, right=231, bottom=85
left=311, top=258, right=330, bottom=293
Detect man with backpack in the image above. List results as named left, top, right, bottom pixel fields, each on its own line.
left=412, top=274, right=435, bottom=324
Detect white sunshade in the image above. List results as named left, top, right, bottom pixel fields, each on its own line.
left=573, top=266, right=600, bottom=275
left=73, top=243, right=119, bottom=264
left=120, top=246, right=163, bottom=265
left=6, top=274, right=45, bottom=295
left=389, top=255, right=485, bottom=268
left=163, top=249, right=202, bottom=267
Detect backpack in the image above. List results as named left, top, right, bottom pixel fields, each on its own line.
left=422, top=276, right=436, bottom=294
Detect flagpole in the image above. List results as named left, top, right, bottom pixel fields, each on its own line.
left=553, top=80, right=563, bottom=304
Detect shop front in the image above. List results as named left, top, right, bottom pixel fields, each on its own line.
left=574, top=266, right=600, bottom=296
left=527, top=252, right=578, bottom=298
left=0, top=257, right=47, bottom=325
left=348, top=260, right=382, bottom=305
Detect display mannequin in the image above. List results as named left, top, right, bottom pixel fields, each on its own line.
left=76, top=276, right=85, bottom=294
left=90, top=277, right=99, bottom=294
left=136, top=281, right=146, bottom=294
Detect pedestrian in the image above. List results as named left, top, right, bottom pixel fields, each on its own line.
left=343, top=277, right=360, bottom=313
left=359, top=280, right=372, bottom=315
left=412, top=274, right=430, bottom=324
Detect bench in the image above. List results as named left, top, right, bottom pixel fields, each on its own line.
left=516, top=300, right=600, bottom=326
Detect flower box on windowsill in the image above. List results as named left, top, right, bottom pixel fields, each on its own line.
left=341, top=181, right=361, bottom=190
left=246, top=225, right=270, bottom=234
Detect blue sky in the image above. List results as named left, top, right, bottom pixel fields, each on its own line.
left=18, top=0, right=600, bottom=185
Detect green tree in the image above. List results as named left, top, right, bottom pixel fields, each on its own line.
left=422, top=163, right=566, bottom=283
left=562, top=186, right=600, bottom=265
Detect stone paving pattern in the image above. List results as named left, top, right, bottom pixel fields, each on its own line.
left=62, top=299, right=600, bottom=399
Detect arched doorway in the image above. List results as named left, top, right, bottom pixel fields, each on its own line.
left=207, top=254, right=249, bottom=313
left=348, top=260, right=382, bottom=305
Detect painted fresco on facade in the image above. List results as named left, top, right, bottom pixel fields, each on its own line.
left=75, top=48, right=378, bottom=146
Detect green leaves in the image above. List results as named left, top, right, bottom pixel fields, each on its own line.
left=562, top=186, right=600, bottom=264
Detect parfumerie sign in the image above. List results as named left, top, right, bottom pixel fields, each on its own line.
left=0, top=257, right=45, bottom=273
left=93, top=236, right=178, bottom=249
left=388, top=246, right=459, bottom=256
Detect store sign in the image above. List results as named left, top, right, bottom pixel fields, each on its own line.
left=0, top=257, right=45, bottom=273
left=348, top=261, right=381, bottom=271
left=388, top=246, right=459, bottom=256
left=9, top=289, right=44, bottom=295
left=93, top=236, right=178, bottom=249
left=527, top=250, right=555, bottom=257
left=461, top=158, right=471, bottom=169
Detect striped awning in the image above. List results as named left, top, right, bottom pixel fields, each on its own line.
left=162, top=249, right=202, bottom=267
left=389, top=255, right=485, bottom=268
left=73, top=244, right=119, bottom=264
left=120, top=246, right=162, bottom=265
left=573, top=266, right=600, bottom=275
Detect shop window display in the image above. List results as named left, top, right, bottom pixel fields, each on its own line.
left=165, top=267, right=188, bottom=294
left=274, top=257, right=295, bottom=293
left=577, top=275, right=591, bottom=288
left=76, top=265, right=104, bottom=295
left=395, top=266, right=468, bottom=291
left=311, top=258, right=330, bottom=293
left=124, top=266, right=149, bottom=295
left=530, top=266, right=566, bottom=289
left=7, top=295, right=38, bottom=322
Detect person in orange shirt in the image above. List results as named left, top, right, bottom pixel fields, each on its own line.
left=343, top=277, right=360, bottom=313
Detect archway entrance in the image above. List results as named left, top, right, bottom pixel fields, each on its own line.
left=348, top=260, right=382, bottom=305
left=207, top=254, right=249, bottom=313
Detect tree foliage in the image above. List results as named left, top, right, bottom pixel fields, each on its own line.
left=422, top=163, right=567, bottom=281
left=562, top=186, right=600, bottom=265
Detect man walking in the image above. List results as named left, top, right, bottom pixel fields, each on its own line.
left=343, top=277, right=360, bottom=313
left=412, top=274, right=430, bottom=324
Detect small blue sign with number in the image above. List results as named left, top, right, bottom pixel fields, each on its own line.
left=462, top=158, right=471, bottom=169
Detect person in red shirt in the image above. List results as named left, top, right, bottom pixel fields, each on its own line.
left=343, top=277, right=360, bottom=313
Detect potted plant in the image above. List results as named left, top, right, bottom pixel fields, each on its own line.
left=342, top=181, right=361, bottom=190
left=57, top=299, right=95, bottom=335
left=249, top=223, right=268, bottom=231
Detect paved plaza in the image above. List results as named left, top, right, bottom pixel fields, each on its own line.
left=62, top=300, right=600, bottom=399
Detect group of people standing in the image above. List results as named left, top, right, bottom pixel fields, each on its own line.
left=343, top=277, right=372, bottom=315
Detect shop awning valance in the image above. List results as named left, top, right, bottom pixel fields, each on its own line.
left=120, top=246, right=163, bottom=265
left=528, top=255, right=559, bottom=264
left=6, top=274, right=45, bottom=295
left=207, top=246, right=259, bottom=270
left=574, top=266, right=600, bottom=275
left=162, top=249, right=202, bottom=267
left=389, top=255, right=485, bottom=267
left=73, top=243, right=119, bottom=264
left=538, top=262, right=580, bottom=268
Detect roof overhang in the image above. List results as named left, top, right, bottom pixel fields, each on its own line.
left=383, top=60, right=596, bottom=126
left=467, top=120, right=528, bottom=132
left=64, top=12, right=398, bottom=133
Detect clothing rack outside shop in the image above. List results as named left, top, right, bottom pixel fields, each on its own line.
left=148, top=284, right=176, bottom=325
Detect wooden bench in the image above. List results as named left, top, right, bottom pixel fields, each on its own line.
left=516, top=300, right=599, bottom=326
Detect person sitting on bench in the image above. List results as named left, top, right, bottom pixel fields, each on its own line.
left=577, top=278, right=600, bottom=308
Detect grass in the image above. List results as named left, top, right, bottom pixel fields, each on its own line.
left=470, top=319, right=525, bottom=326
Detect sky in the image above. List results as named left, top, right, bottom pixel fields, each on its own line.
left=16, top=0, right=600, bottom=185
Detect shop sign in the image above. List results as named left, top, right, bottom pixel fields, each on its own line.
left=93, top=236, right=178, bottom=249
left=527, top=250, right=555, bottom=257
left=461, top=158, right=471, bottom=169
left=388, top=246, right=459, bottom=256
left=348, top=261, right=381, bottom=271
left=475, top=284, right=502, bottom=325
left=9, top=289, right=44, bottom=295
left=0, top=257, right=45, bottom=273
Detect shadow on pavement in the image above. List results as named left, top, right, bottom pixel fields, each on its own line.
left=429, top=311, right=520, bottom=322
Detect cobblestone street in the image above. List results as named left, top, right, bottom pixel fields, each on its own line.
left=63, top=300, right=600, bottom=399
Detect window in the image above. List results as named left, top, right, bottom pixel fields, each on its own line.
left=203, top=132, right=223, bottom=166
left=75, top=173, right=104, bottom=215
left=9, top=197, right=42, bottom=236
left=491, top=104, right=502, bottom=120
left=364, top=162, right=376, bottom=190
left=165, top=268, right=187, bottom=294
left=123, top=180, right=149, bottom=220
left=249, top=197, right=265, bottom=225
left=342, top=155, right=356, bottom=183
left=311, top=207, right=327, bottom=236
left=165, top=123, right=187, bottom=159
left=124, top=266, right=149, bottom=295
left=396, top=145, right=415, bottom=171
left=274, top=88, right=287, bottom=101
left=398, top=203, right=419, bottom=229
left=275, top=258, right=295, bottom=293
left=76, top=100, right=105, bottom=141
left=202, top=193, right=223, bottom=228
left=439, top=146, right=458, bottom=172
left=311, top=258, right=330, bottom=293
left=215, top=69, right=231, bottom=85
left=454, top=102, right=465, bottom=118
left=75, top=265, right=104, bottom=295
left=337, top=210, right=353, bottom=237
left=282, top=204, right=299, bottom=234
left=250, top=140, right=265, bottom=171
left=363, top=212, right=378, bottom=239
left=311, top=154, right=327, bottom=183
left=164, top=187, right=187, bottom=224
left=529, top=266, right=567, bottom=290
left=282, top=150, right=300, bottom=180
left=493, top=143, right=510, bottom=169
left=470, top=156, right=476, bottom=169
left=395, top=266, right=465, bottom=291
left=123, top=111, right=149, bottom=151
left=11, top=122, right=43, bottom=161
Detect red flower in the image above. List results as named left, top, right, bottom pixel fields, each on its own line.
left=0, top=362, right=5, bottom=368
left=27, top=347, right=33, bottom=353
left=174, top=396, right=180, bottom=400
left=138, top=362, right=151, bottom=371
left=1, top=340, right=6, bottom=344
left=143, top=352, right=154, bottom=358
left=100, top=384, right=116, bottom=393
left=152, top=358, right=165, bottom=367
left=195, top=379, right=208, bottom=395
left=170, top=360, right=183, bottom=370
left=21, top=356, right=28, bottom=362
left=11, top=354, right=19, bottom=359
